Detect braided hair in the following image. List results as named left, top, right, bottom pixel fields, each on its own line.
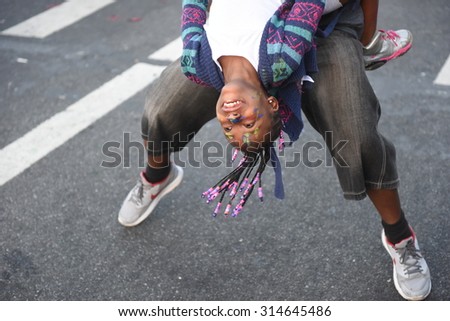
left=202, top=111, right=283, bottom=217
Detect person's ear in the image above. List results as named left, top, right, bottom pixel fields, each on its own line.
left=267, top=96, right=279, bottom=112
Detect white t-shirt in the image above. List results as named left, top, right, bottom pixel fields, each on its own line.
left=204, top=0, right=284, bottom=71
left=204, top=0, right=340, bottom=72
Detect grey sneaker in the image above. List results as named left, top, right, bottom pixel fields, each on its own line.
left=382, top=229, right=431, bottom=300
left=363, top=29, right=413, bottom=71
left=118, top=164, right=183, bottom=227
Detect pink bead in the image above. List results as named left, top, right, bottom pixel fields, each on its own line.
left=202, top=187, right=214, bottom=197
left=252, top=173, right=260, bottom=185
left=258, top=187, right=264, bottom=201
left=242, top=183, right=252, bottom=197
left=229, top=182, right=238, bottom=197
left=213, top=202, right=222, bottom=216
left=224, top=204, right=232, bottom=215
left=231, top=149, right=239, bottom=162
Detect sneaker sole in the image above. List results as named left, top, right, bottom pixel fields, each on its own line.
left=365, top=42, right=412, bottom=71
left=365, top=61, right=386, bottom=71
left=381, top=230, right=431, bottom=301
left=118, top=166, right=184, bottom=227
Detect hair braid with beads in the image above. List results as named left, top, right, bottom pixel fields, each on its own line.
left=202, top=111, right=282, bottom=217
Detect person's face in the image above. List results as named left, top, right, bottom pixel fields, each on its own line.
left=216, top=80, right=278, bottom=149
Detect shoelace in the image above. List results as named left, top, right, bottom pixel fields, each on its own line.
left=130, top=180, right=145, bottom=206
left=380, top=30, right=399, bottom=46
left=397, top=240, right=424, bottom=276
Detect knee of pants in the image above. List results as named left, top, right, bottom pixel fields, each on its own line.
left=142, top=114, right=194, bottom=154
left=323, top=127, right=383, bottom=167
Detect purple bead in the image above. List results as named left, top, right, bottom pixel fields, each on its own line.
left=239, top=178, right=248, bottom=192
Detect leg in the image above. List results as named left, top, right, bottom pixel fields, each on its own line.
left=119, top=59, right=219, bottom=227
left=302, top=30, right=399, bottom=204
left=141, top=58, right=218, bottom=162
left=146, top=148, right=170, bottom=169
left=302, top=30, right=431, bottom=300
left=303, top=31, right=406, bottom=232
left=302, top=29, right=409, bottom=242
left=360, top=0, right=413, bottom=71
left=367, top=188, right=401, bottom=224
left=140, top=58, right=218, bottom=180
left=360, top=0, right=379, bottom=46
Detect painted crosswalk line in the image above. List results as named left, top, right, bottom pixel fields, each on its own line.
left=0, top=63, right=165, bottom=186
left=0, top=0, right=115, bottom=38
left=434, top=54, right=450, bottom=86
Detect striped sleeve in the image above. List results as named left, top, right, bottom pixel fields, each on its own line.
left=264, top=0, right=325, bottom=85
left=181, top=0, right=209, bottom=80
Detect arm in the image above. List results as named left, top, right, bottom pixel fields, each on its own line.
left=266, top=0, right=325, bottom=84
left=181, top=0, right=208, bottom=46
left=180, top=0, right=209, bottom=79
left=285, top=0, right=325, bottom=48
left=360, top=0, right=379, bottom=46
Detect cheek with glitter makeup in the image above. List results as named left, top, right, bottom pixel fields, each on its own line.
left=242, top=133, right=251, bottom=144
left=225, top=133, right=234, bottom=140
left=252, top=127, right=260, bottom=136
left=241, top=127, right=260, bottom=144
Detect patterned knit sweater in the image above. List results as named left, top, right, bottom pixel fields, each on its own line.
left=181, top=0, right=326, bottom=142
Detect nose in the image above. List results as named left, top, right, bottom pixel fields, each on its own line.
left=227, top=113, right=242, bottom=124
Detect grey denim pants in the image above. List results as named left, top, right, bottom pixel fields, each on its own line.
left=141, top=30, right=399, bottom=200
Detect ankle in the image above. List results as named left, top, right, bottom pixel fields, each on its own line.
left=363, top=31, right=382, bottom=52
left=382, top=210, right=413, bottom=244
left=144, top=163, right=171, bottom=184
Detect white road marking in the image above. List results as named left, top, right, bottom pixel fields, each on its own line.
left=148, top=37, right=182, bottom=61
left=434, top=54, right=450, bottom=86
left=0, top=0, right=115, bottom=38
left=0, top=63, right=165, bottom=186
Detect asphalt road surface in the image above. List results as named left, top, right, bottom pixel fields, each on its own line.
left=1, top=0, right=449, bottom=301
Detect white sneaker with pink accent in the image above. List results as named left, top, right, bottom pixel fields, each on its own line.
left=364, top=29, right=413, bottom=71
left=382, top=229, right=431, bottom=300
